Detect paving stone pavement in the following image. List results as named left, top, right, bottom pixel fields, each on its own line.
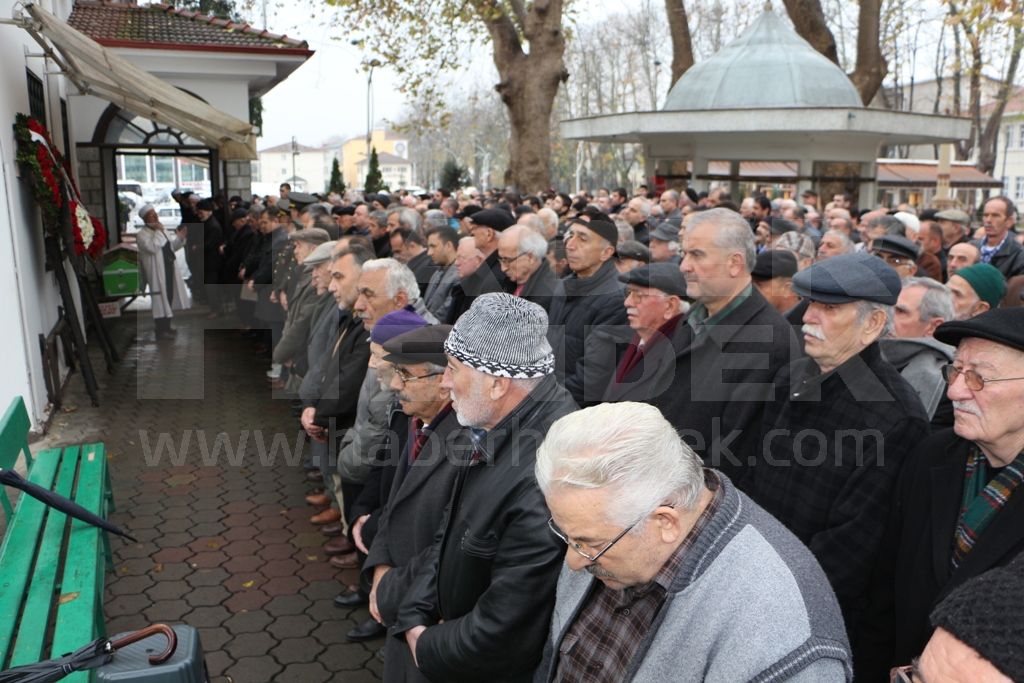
left=32, top=309, right=384, bottom=682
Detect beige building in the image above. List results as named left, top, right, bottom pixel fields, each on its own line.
left=339, top=129, right=409, bottom=189
left=355, top=151, right=414, bottom=190
left=256, top=141, right=332, bottom=193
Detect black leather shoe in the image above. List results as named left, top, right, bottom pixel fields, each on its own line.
left=334, top=589, right=368, bottom=609
left=346, top=617, right=386, bottom=642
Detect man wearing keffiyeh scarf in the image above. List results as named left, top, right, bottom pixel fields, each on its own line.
left=855, top=307, right=1024, bottom=681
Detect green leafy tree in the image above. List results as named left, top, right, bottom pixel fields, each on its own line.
left=174, top=0, right=241, bottom=21
left=439, top=158, right=470, bottom=192
left=327, top=0, right=569, bottom=192
left=363, top=147, right=388, bottom=193
left=328, top=157, right=346, bottom=194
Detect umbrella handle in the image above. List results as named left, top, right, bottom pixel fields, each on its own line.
left=109, top=623, right=177, bottom=664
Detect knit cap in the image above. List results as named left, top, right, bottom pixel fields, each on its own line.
left=955, top=263, right=1007, bottom=309
left=930, top=556, right=1024, bottom=681
left=444, top=293, right=554, bottom=378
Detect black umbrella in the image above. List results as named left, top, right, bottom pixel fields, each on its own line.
left=0, top=468, right=136, bottom=542
left=0, top=625, right=176, bottom=682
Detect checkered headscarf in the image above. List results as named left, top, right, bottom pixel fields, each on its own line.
left=444, top=293, right=554, bottom=379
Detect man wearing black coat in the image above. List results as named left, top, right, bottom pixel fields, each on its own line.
left=741, top=252, right=931, bottom=645
left=393, top=294, right=576, bottom=682
left=855, top=308, right=1024, bottom=680
left=547, top=218, right=628, bottom=406
left=603, top=246, right=796, bottom=483
left=972, top=196, right=1024, bottom=278
left=497, top=225, right=562, bottom=314
left=445, top=209, right=514, bottom=323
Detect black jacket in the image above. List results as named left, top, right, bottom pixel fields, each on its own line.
left=517, top=259, right=563, bottom=315
left=547, top=260, right=628, bottom=406
left=311, top=312, right=371, bottom=428
left=446, top=251, right=513, bottom=323
left=603, top=287, right=798, bottom=483
left=392, top=375, right=576, bottom=682
left=741, top=342, right=930, bottom=637
left=407, top=250, right=439, bottom=298
left=971, top=234, right=1024, bottom=278
left=201, top=215, right=224, bottom=283
left=854, top=430, right=1024, bottom=680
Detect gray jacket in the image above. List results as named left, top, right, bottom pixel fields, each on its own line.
left=880, top=337, right=955, bottom=419
left=298, top=300, right=343, bottom=403
left=535, top=472, right=852, bottom=683
left=273, top=273, right=327, bottom=366
left=336, top=367, right=397, bottom=484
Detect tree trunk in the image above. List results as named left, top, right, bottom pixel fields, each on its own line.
left=664, top=0, right=694, bottom=87
left=479, top=0, right=568, bottom=191
left=849, top=0, right=887, bottom=104
left=976, top=20, right=1024, bottom=174
left=781, top=0, right=840, bottom=64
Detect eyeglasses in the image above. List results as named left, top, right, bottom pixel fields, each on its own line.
left=547, top=505, right=674, bottom=563
left=889, top=661, right=921, bottom=682
left=393, top=368, right=444, bottom=385
left=941, top=364, right=1024, bottom=392
left=872, top=251, right=911, bottom=267
left=497, top=252, right=529, bottom=266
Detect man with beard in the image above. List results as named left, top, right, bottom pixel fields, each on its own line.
left=392, top=294, right=576, bottom=682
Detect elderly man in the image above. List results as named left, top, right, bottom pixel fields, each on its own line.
left=973, top=196, right=1024, bottom=278
left=446, top=209, right=514, bottom=321
left=634, top=209, right=795, bottom=481
left=389, top=227, right=436, bottom=296
left=856, top=308, right=1024, bottom=680
left=883, top=277, right=957, bottom=423
left=497, top=225, right=561, bottom=313
left=548, top=218, right=629, bottom=405
left=648, top=222, right=681, bottom=264
left=422, top=226, right=460, bottom=322
left=658, top=190, right=683, bottom=228
left=947, top=241, right=981, bottom=279
left=947, top=263, right=1006, bottom=321
left=917, top=220, right=947, bottom=280
left=535, top=402, right=852, bottom=683
left=751, top=249, right=802, bottom=322
left=358, top=324, right=462, bottom=679
left=817, top=229, right=855, bottom=261
left=392, top=294, right=576, bottom=682
left=742, top=252, right=930, bottom=639
left=619, top=195, right=653, bottom=244
left=935, top=208, right=971, bottom=252
left=871, top=234, right=920, bottom=280
left=272, top=228, right=331, bottom=390
left=136, top=203, right=191, bottom=339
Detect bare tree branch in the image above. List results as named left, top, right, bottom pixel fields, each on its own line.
left=976, top=19, right=1024, bottom=173
left=664, top=0, right=694, bottom=87
left=781, top=0, right=840, bottom=64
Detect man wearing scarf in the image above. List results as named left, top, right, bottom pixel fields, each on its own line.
left=856, top=307, right=1024, bottom=680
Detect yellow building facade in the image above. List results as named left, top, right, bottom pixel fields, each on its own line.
left=340, top=129, right=409, bottom=189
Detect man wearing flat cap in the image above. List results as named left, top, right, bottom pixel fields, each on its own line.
left=548, top=217, right=629, bottom=405
left=871, top=234, right=921, bottom=280
left=855, top=307, right=1024, bottom=680
left=445, top=208, right=514, bottom=322
left=742, top=251, right=930, bottom=642
left=935, top=208, right=971, bottom=255
left=615, top=240, right=649, bottom=273
left=392, top=293, right=576, bottom=682
left=357, top=324, right=464, bottom=681
left=751, top=249, right=802, bottom=323
left=192, top=198, right=225, bottom=310
left=648, top=221, right=681, bottom=264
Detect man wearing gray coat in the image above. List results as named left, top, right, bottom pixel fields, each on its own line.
left=274, top=230, right=332, bottom=391
left=535, top=403, right=852, bottom=683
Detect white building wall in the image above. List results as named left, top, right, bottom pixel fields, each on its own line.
left=0, top=0, right=78, bottom=428
left=994, top=113, right=1024, bottom=215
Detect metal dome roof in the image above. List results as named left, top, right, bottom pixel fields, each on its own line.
left=662, top=10, right=863, bottom=111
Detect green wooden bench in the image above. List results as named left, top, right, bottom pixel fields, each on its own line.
left=0, top=396, right=113, bottom=680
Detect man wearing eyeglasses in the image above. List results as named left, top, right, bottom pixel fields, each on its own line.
left=497, top=225, right=562, bottom=314
left=535, top=402, right=852, bottom=682
left=855, top=307, right=1024, bottom=682
left=871, top=234, right=922, bottom=281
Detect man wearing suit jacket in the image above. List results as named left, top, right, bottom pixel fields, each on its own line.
left=856, top=308, right=1024, bottom=680
left=359, top=324, right=462, bottom=682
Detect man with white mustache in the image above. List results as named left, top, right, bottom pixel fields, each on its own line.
left=741, top=251, right=931, bottom=650
left=855, top=307, right=1024, bottom=681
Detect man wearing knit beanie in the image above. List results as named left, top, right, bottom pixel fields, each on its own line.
left=393, top=293, right=577, bottom=681
left=947, top=262, right=1007, bottom=321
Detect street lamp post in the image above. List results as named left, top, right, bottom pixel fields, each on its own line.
left=366, top=58, right=382, bottom=161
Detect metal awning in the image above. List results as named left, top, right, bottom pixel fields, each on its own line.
left=10, top=3, right=256, bottom=160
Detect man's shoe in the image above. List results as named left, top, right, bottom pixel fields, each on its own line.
left=346, top=617, right=386, bottom=642
left=321, top=523, right=343, bottom=537
left=334, top=588, right=367, bottom=608
left=306, top=493, right=331, bottom=507
left=329, top=551, right=359, bottom=569
left=310, top=508, right=341, bottom=525
left=306, top=470, right=323, bottom=483
left=266, top=363, right=282, bottom=378
left=324, top=536, right=354, bottom=555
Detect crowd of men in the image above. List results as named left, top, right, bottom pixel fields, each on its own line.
left=134, top=182, right=1024, bottom=682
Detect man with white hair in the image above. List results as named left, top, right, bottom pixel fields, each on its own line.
left=856, top=308, right=1024, bottom=681
left=743, top=252, right=930, bottom=642
left=497, top=225, right=561, bottom=313
left=619, top=196, right=653, bottom=244
left=534, top=402, right=852, bottom=682
left=392, top=293, right=576, bottom=681
left=817, top=229, right=855, bottom=261
left=135, top=203, right=191, bottom=339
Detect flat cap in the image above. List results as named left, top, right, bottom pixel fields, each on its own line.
left=303, top=240, right=338, bottom=267
left=650, top=222, right=680, bottom=243
left=383, top=324, right=453, bottom=367
left=468, top=208, right=515, bottom=231
left=616, top=240, right=650, bottom=263
left=289, top=191, right=317, bottom=207
left=791, top=251, right=901, bottom=305
left=332, top=205, right=355, bottom=216
left=934, top=307, right=1024, bottom=353
left=871, top=234, right=920, bottom=261
left=277, top=198, right=292, bottom=212
left=618, top=262, right=687, bottom=297
left=455, top=205, right=482, bottom=220
left=935, top=209, right=971, bottom=224
left=567, top=217, right=618, bottom=252
left=229, top=208, right=249, bottom=223
left=289, top=227, right=330, bottom=245
left=751, top=249, right=798, bottom=281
